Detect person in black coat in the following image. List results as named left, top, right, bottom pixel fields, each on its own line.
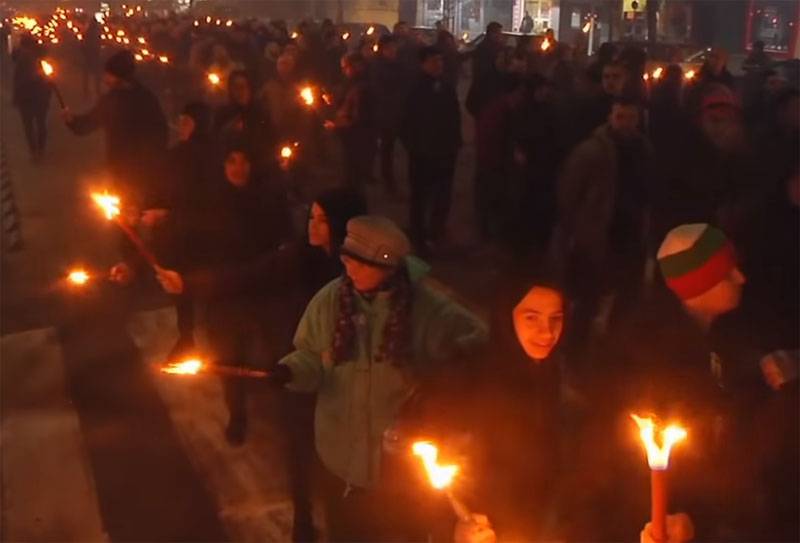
left=325, top=53, right=376, bottom=191
left=465, top=22, right=506, bottom=119
left=461, top=272, right=571, bottom=541
left=213, top=69, right=272, bottom=173
left=164, top=141, right=291, bottom=446
left=63, top=50, right=168, bottom=208
left=12, top=35, right=52, bottom=162
left=157, top=187, right=366, bottom=541
left=400, top=46, right=462, bottom=252
left=369, top=35, right=410, bottom=195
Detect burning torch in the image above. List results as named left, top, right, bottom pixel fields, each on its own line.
left=631, top=414, right=687, bottom=543
left=412, top=440, right=471, bottom=522
left=160, top=357, right=270, bottom=379
left=40, top=59, right=65, bottom=108
left=91, top=191, right=159, bottom=269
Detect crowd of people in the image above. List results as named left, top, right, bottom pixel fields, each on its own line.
left=8, top=8, right=800, bottom=543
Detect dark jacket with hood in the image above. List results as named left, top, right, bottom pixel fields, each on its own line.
left=465, top=274, right=569, bottom=541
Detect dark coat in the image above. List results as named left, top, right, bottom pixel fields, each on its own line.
left=67, top=81, right=168, bottom=204
left=400, top=74, right=461, bottom=159
left=465, top=39, right=505, bottom=117
left=12, top=46, right=52, bottom=111
left=369, top=56, right=410, bottom=132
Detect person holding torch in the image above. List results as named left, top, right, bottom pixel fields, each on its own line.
left=11, top=35, right=52, bottom=162
left=266, top=216, right=487, bottom=541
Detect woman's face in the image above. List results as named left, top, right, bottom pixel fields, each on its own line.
left=513, top=286, right=565, bottom=362
left=341, top=254, right=392, bottom=292
left=224, top=151, right=251, bottom=187
left=308, top=202, right=331, bottom=252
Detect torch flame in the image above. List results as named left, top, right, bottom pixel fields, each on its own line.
left=299, top=86, right=315, bottom=106
left=158, top=55, right=169, bottom=64
left=91, top=191, right=121, bottom=220
left=207, top=72, right=221, bottom=86
left=412, top=441, right=459, bottom=490
left=342, top=31, right=350, bottom=40
left=582, top=22, right=592, bottom=33
left=631, top=414, right=687, bottom=470
left=652, top=67, right=664, bottom=80
left=291, top=31, right=299, bottom=39
left=161, top=358, right=204, bottom=375
left=684, top=69, right=696, bottom=81
left=280, top=145, right=294, bottom=159
left=541, top=38, right=551, bottom=51
left=67, top=269, right=90, bottom=285
left=372, top=43, right=379, bottom=53
left=366, top=25, right=375, bottom=35
left=643, top=73, right=650, bottom=81
left=40, top=60, right=54, bottom=77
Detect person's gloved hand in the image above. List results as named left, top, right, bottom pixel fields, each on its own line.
left=640, top=513, right=695, bottom=543
left=155, top=266, right=184, bottom=294
left=266, top=364, right=293, bottom=386
left=454, top=513, right=496, bottom=543
left=110, top=262, right=134, bottom=285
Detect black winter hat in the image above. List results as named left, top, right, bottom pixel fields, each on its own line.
left=104, top=50, right=136, bottom=80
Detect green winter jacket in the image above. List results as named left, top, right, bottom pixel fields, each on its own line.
left=279, top=273, right=488, bottom=488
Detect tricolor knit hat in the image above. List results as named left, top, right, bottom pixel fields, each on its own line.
left=341, top=215, right=411, bottom=268
left=657, top=224, right=736, bottom=300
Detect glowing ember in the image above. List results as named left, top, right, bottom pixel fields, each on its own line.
left=40, top=59, right=54, bottom=77
left=67, top=270, right=90, bottom=285
left=91, top=191, right=121, bottom=220
left=299, top=86, right=315, bottom=106
left=412, top=441, right=459, bottom=490
left=631, top=414, right=687, bottom=470
left=684, top=69, right=696, bottom=81
left=161, top=358, right=204, bottom=375
left=366, top=25, right=375, bottom=35
left=207, top=72, right=221, bottom=86
left=541, top=38, right=551, bottom=51
left=652, top=67, right=664, bottom=80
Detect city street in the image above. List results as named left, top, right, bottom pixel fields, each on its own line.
left=0, top=48, right=494, bottom=542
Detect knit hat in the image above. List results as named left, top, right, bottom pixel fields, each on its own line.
left=104, top=50, right=136, bottom=80
left=657, top=224, right=736, bottom=300
left=341, top=215, right=411, bottom=268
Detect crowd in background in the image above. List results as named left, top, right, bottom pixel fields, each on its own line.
left=7, top=8, right=800, bottom=543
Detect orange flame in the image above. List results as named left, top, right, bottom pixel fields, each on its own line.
left=67, top=269, right=90, bottom=285
left=291, top=31, right=299, bottom=39
left=137, top=36, right=146, bottom=44
left=299, top=86, right=315, bottom=106
left=158, top=55, right=169, bottom=64
left=541, top=38, right=551, bottom=51
left=582, top=21, right=592, bottom=33
left=161, top=358, right=204, bottom=375
left=40, top=59, right=55, bottom=77
left=631, top=414, right=687, bottom=470
left=280, top=145, right=294, bottom=159
left=207, top=72, right=221, bottom=86
left=91, top=191, right=121, bottom=220
left=412, top=441, right=459, bottom=490
left=366, top=25, right=375, bottom=36
left=684, top=69, right=696, bottom=81
left=342, top=31, right=350, bottom=40
left=372, top=43, right=379, bottom=53
left=643, top=73, right=650, bottom=81
left=652, top=67, right=664, bottom=80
